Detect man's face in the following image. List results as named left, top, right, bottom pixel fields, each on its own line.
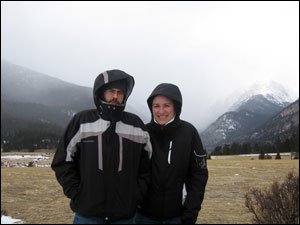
left=103, top=88, right=125, bottom=105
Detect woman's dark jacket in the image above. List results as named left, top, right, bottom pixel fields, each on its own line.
left=51, top=70, right=152, bottom=222
left=139, top=83, right=208, bottom=224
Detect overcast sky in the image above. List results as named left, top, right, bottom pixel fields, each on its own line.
left=1, top=1, right=299, bottom=129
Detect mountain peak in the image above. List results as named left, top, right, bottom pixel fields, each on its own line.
left=230, top=80, right=297, bottom=111
left=200, top=81, right=298, bottom=149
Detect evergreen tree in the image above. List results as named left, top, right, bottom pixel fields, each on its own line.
left=275, top=151, right=281, bottom=160
left=223, top=144, right=230, bottom=155
left=231, top=142, right=240, bottom=155
left=213, top=146, right=222, bottom=155
left=290, top=132, right=299, bottom=153
left=242, top=142, right=252, bottom=154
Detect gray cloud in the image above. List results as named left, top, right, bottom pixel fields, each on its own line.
left=1, top=1, right=299, bottom=129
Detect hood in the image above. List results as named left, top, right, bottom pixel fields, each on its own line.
left=93, top=69, right=134, bottom=120
left=147, top=83, right=182, bottom=118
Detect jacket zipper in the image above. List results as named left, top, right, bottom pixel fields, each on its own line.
left=167, top=141, right=173, bottom=164
left=162, top=140, right=173, bottom=218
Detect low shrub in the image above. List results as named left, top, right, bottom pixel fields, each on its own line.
left=245, top=171, right=299, bottom=224
left=1, top=209, right=7, bottom=216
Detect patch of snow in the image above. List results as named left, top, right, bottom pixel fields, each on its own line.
left=1, top=215, right=24, bottom=224
left=38, top=118, right=50, bottom=124
left=228, top=125, right=235, bottom=130
left=211, top=153, right=292, bottom=159
left=216, top=129, right=224, bottom=133
left=1, top=155, right=49, bottom=160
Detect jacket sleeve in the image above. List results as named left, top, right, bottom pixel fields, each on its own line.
left=51, top=115, right=81, bottom=200
left=182, top=127, right=208, bottom=224
left=137, top=128, right=152, bottom=207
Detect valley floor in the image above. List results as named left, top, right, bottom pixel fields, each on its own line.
left=1, top=153, right=299, bottom=224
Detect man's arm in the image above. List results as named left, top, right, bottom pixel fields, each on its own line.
left=51, top=116, right=81, bottom=200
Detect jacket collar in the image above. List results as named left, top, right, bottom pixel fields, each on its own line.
left=153, top=115, right=176, bottom=127
left=98, top=100, right=125, bottom=122
left=150, top=115, right=181, bottom=133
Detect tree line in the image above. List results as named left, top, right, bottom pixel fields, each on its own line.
left=2, top=126, right=299, bottom=155
left=1, top=124, right=62, bottom=152
left=210, top=131, right=299, bottom=156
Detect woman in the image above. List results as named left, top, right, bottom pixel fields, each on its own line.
left=136, top=83, right=208, bottom=224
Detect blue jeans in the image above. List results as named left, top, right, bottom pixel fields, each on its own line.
left=73, top=213, right=134, bottom=224
left=134, top=213, right=182, bottom=224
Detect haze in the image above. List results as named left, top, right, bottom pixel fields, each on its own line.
left=1, top=1, right=299, bottom=129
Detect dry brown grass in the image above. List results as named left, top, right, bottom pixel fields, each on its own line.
left=1, top=153, right=299, bottom=224
left=1, top=152, right=73, bottom=224
left=197, top=155, right=299, bottom=224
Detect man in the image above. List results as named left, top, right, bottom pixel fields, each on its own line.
left=51, top=70, right=152, bottom=224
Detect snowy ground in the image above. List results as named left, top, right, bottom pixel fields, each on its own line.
left=1, top=155, right=50, bottom=167
left=1, top=215, right=24, bottom=224
left=1, top=154, right=50, bottom=223
left=1, top=155, right=49, bottom=160
left=211, top=152, right=291, bottom=159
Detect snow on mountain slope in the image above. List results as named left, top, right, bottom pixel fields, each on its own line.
left=200, top=80, right=298, bottom=149
left=229, top=80, right=298, bottom=111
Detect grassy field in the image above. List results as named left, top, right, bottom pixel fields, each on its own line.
left=1, top=152, right=299, bottom=224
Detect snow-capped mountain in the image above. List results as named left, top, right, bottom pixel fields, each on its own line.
left=198, top=80, right=298, bottom=132
left=229, top=80, right=297, bottom=111
left=200, top=81, right=298, bottom=149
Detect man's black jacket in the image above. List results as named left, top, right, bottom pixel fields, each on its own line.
left=51, top=70, right=152, bottom=221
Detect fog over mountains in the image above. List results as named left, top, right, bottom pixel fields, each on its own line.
left=229, top=80, right=297, bottom=110
left=1, top=60, right=299, bottom=151
left=201, top=89, right=299, bottom=149
left=201, top=80, right=298, bottom=131
left=1, top=60, right=148, bottom=150
left=1, top=60, right=148, bottom=126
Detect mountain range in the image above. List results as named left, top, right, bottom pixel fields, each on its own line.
left=245, top=99, right=299, bottom=143
left=1, top=60, right=146, bottom=150
left=200, top=81, right=299, bottom=149
left=1, top=59, right=299, bottom=152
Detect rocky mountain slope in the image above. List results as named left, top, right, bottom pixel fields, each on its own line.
left=200, top=81, right=298, bottom=149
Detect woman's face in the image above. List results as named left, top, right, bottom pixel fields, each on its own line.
left=152, top=96, right=175, bottom=125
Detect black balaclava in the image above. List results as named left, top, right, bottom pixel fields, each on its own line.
left=93, top=69, right=134, bottom=122
left=98, top=79, right=128, bottom=102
